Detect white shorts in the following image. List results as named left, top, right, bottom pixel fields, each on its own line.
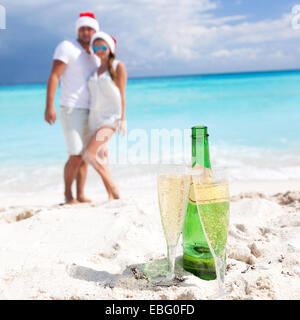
left=60, top=106, right=90, bottom=156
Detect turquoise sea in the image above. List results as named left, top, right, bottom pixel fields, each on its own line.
left=1, top=70, right=300, bottom=194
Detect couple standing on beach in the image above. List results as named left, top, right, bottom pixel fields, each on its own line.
left=44, top=12, right=127, bottom=204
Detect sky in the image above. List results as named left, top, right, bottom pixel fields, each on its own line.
left=0, top=0, right=300, bottom=84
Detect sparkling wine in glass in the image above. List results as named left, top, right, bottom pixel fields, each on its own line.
left=155, top=165, right=190, bottom=282
left=191, top=168, right=230, bottom=299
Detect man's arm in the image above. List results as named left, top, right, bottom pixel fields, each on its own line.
left=44, top=60, right=67, bottom=125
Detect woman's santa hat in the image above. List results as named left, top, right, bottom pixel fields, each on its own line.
left=76, top=12, right=100, bottom=33
left=91, top=32, right=117, bottom=54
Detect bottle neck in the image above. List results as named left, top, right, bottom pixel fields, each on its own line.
left=192, top=136, right=211, bottom=169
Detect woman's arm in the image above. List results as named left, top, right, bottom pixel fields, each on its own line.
left=115, top=62, right=127, bottom=121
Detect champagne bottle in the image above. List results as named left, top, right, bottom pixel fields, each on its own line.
left=182, top=126, right=217, bottom=280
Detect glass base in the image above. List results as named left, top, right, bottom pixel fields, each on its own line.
left=142, top=257, right=184, bottom=285
left=151, top=275, right=177, bottom=286
left=142, top=258, right=168, bottom=282
left=136, top=256, right=227, bottom=299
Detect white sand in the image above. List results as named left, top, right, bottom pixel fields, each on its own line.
left=0, top=172, right=300, bottom=300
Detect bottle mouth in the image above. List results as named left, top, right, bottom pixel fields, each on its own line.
left=191, top=126, right=209, bottom=138
left=192, top=126, right=207, bottom=130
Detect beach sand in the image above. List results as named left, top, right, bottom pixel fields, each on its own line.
left=0, top=171, right=300, bottom=300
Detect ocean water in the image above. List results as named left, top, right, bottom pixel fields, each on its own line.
left=1, top=70, right=300, bottom=194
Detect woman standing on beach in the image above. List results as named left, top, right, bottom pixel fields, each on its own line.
left=83, top=32, right=127, bottom=200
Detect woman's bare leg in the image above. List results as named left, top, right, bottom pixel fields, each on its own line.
left=82, top=127, right=120, bottom=200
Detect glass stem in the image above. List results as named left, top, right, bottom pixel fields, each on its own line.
left=215, top=256, right=226, bottom=299
left=167, top=245, right=177, bottom=280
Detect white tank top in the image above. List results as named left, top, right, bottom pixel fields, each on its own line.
left=88, top=59, right=122, bottom=132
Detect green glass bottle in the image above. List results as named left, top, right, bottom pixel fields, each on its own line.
left=182, top=126, right=217, bottom=280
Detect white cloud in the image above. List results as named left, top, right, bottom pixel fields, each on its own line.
left=88, top=1, right=300, bottom=71
left=2, top=0, right=300, bottom=76
left=212, top=48, right=262, bottom=59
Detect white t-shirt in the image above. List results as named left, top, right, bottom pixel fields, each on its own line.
left=53, top=39, right=100, bottom=109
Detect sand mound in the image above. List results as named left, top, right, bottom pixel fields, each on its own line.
left=0, top=187, right=299, bottom=300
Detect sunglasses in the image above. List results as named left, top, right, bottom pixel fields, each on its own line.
left=93, top=45, right=108, bottom=53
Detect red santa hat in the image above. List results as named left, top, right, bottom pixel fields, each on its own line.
left=91, top=31, right=117, bottom=54
left=76, top=12, right=100, bottom=33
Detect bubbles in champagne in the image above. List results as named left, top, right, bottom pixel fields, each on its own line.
left=158, top=174, right=190, bottom=246
left=193, top=182, right=230, bottom=258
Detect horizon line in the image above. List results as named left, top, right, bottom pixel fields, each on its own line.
left=129, top=67, right=300, bottom=81
left=1, top=67, right=300, bottom=86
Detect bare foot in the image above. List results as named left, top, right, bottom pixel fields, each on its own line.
left=110, top=185, right=120, bottom=200
left=108, top=196, right=120, bottom=201
left=77, top=196, right=92, bottom=203
left=65, top=198, right=80, bottom=205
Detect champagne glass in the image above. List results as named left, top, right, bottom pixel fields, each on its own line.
left=154, top=164, right=190, bottom=283
left=190, top=167, right=230, bottom=299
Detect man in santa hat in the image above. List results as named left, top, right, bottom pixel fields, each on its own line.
left=44, top=12, right=100, bottom=204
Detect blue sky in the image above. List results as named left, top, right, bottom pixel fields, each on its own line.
left=0, top=0, right=300, bottom=84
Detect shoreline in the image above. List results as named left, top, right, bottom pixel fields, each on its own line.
left=1, top=178, right=300, bottom=207
left=1, top=68, right=300, bottom=87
